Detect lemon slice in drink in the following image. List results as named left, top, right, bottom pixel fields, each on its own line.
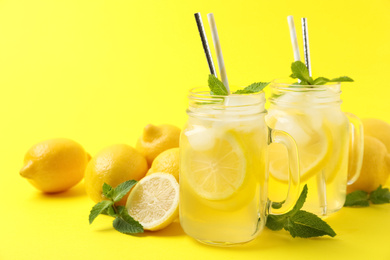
left=186, top=132, right=246, bottom=200
left=269, top=121, right=333, bottom=183
left=324, top=123, right=348, bottom=184
left=126, top=173, right=179, bottom=231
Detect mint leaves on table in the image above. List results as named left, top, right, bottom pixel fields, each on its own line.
left=290, top=61, right=353, bottom=86
left=266, top=184, right=336, bottom=238
left=89, top=180, right=144, bottom=234
left=344, top=185, right=390, bottom=207
left=208, top=74, right=269, bottom=95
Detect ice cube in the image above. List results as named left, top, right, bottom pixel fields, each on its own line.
left=185, top=125, right=215, bottom=151
left=273, top=113, right=311, bottom=145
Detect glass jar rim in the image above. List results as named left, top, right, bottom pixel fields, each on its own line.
left=271, top=78, right=341, bottom=92
left=188, top=86, right=266, bottom=107
left=187, top=86, right=266, bottom=117
left=189, top=86, right=265, bottom=97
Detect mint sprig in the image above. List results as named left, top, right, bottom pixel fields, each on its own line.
left=290, top=61, right=353, bottom=86
left=208, top=74, right=269, bottom=95
left=344, top=185, right=390, bottom=207
left=89, top=180, right=143, bottom=234
left=266, top=184, right=336, bottom=238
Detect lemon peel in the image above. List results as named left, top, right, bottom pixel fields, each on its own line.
left=20, top=138, right=90, bottom=193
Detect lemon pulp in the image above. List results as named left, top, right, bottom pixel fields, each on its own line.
left=126, top=173, right=179, bottom=231
left=186, top=132, right=246, bottom=200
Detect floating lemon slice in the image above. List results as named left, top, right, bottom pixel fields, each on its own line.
left=185, top=132, right=247, bottom=200
left=269, top=120, right=333, bottom=183
left=126, top=173, right=179, bottom=231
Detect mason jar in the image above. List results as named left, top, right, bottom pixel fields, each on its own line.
left=266, top=80, right=363, bottom=216
left=179, top=87, right=301, bottom=246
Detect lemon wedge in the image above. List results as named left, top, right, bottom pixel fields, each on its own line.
left=126, top=173, right=179, bottom=231
left=185, top=132, right=247, bottom=200
left=269, top=120, right=333, bottom=183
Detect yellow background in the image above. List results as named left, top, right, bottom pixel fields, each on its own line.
left=1, top=0, right=390, bottom=259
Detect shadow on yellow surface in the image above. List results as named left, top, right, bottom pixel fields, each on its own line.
left=91, top=218, right=186, bottom=238
left=151, top=220, right=186, bottom=237
left=181, top=224, right=339, bottom=253
left=31, top=181, right=87, bottom=199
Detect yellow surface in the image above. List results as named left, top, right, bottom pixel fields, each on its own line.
left=1, top=0, right=390, bottom=259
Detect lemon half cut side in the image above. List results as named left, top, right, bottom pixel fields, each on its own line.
left=126, top=173, right=179, bottom=231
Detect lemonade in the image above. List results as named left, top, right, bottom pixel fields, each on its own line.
left=266, top=82, right=360, bottom=216
left=179, top=88, right=300, bottom=245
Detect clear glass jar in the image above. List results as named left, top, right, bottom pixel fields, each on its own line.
left=179, top=87, right=300, bottom=246
left=266, top=80, right=363, bottom=216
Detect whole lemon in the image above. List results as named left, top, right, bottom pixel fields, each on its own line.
left=84, top=144, right=148, bottom=205
left=136, top=124, right=180, bottom=166
left=146, top=148, right=179, bottom=181
left=19, top=138, right=90, bottom=193
left=348, top=136, right=390, bottom=193
left=362, top=118, right=390, bottom=151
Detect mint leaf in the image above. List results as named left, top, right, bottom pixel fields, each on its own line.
left=89, top=180, right=144, bottom=235
left=271, top=200, right=286, bottom=210
left=266, top=214, right=287, bottom=231
left=102, top=206, right=118, bottom=217
left=288, top=61, right=353, bottom=86
left=208, top=74, right=228, bottom=95
left=266, top=185, right=336, bottom=238
left=285, top=210, right=336, bottom=238
left=369, top=185, right=390, bottom=204
left=233, top=82, right=269, bottom=94
left=329, top=76, right=354, bottom=82
left=89, top=200, right=114, bottom=224
left=313, top=77, right=330, bottom=85
left=344, top=190, right=369, bottom=207
left=290, top=184, right=308, bottom=215
left=290, top=61, right=313, bottom=85
left=112, top=180, right=137, bottom=203
left=113, top=206, right=144, bottom=234
left=290, top=82, right=308, bottom=88
left=102, top=183, right=113, bottom=199
left=266, top=185, right=305, bottom=229
left=344, top=186, right=390, bottom=207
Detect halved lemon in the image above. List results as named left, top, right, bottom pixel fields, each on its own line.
left=126, top=173, right=179, bottom=231
left=269, top=121, right=333, bottom=183
left=185, top=132, right=247, bottom=200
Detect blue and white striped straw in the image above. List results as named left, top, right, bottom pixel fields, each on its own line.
left=287, top=15, right=301, bottom=62
left=207, top=13, right=230, bottom=94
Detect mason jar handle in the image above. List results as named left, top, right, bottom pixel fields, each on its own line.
left=268, top=128, right=300, bottom=214
left=345, top=112, right=364, bottom=185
